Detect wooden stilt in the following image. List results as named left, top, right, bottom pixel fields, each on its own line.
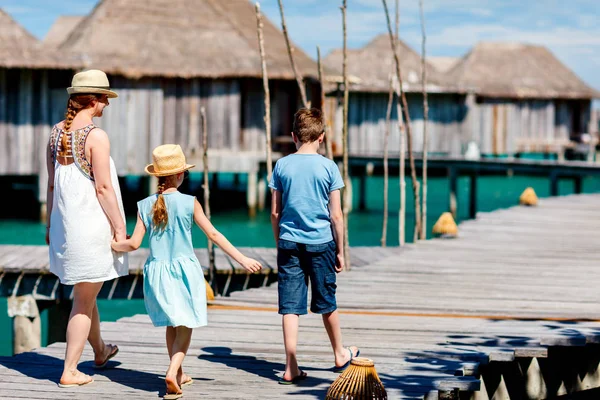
left=247, top=170, right=258, bottom=218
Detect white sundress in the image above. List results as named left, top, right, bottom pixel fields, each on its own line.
left=48, top=123, right=128, bottom=285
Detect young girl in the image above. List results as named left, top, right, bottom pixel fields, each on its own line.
left=111, top=144, right=262, bottom=399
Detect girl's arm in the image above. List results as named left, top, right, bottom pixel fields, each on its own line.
left=87, top=128, right=127, bottom=241
left=45, top=141, right=55, bottom=245
left=270, top=190, right=282, bottom=245
left=111, top=213, right=146, bottom=252
left=193, top=199, right=262, bottom=273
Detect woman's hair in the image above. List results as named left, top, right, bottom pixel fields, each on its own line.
left=59, top=94, right=100, bottom=158
left=152, top=179, right=169, bottom=231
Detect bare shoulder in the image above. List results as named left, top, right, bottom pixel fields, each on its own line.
left=87, top=127, right=109, bottom=142
left=55, top=120, right=65, bottom=130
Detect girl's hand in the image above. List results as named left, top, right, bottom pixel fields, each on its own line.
left=240, top=257, right=262, bottom=273
left=111, top=239, right=120, bottom=252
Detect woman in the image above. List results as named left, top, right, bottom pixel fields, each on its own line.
left=46, top=69, right=129, bottom=387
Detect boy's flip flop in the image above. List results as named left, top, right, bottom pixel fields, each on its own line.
left=278, top=370, right=308, bottom=385
left=332, top=346, right=360, bottom=373
left=163, top=393, right=183, bottom=400
left=94, top=344, right=119, bottom=369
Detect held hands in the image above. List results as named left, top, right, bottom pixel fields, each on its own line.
left=335, top=252, right=344, bottom=273
left=239, top=256, right=262, bottom=273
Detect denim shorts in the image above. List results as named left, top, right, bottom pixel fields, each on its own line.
left=277, top=239, right=337, bottom=315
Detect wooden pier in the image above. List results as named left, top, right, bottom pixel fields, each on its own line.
left=1, top=194, right=600, bottom=398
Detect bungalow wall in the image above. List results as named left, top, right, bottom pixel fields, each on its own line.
left=468, top=98, right=592, bottom=155
left=327, top=92, right=468, bottom=156
left=0, top=68, right=315, bottom=203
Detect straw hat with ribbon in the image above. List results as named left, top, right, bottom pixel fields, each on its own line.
left=145, top=144, right=195, bottom=177
left=67, top=69, right=118, bottom=98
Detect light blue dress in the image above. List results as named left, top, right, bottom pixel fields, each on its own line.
left=138, top=191, right=207, bottom=328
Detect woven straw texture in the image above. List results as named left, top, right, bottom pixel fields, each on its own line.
left=326, top=357, right=387, bottom=400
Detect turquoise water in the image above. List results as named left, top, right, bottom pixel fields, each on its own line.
left=1, top=174, right=600, bottom=356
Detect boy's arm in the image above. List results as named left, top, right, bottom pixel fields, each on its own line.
left=270, top=190, right=282, bottom=245
left=328, top=189, right=344, bottom=272
left=111, top=213, right=146, bottom=252
left=193, top=198, right=262, bottom=273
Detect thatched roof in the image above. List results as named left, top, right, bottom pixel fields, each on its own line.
left=323, top=34, right=458, bottom=93
left=44, top=16, right=84, bottom=47
left=429, top=57, right=459, bottom=73
left=447, top=42, right=600, bottom=99
left=57, top=0, right=319, bottom=80
left=0, top=9, right=70, bottom=69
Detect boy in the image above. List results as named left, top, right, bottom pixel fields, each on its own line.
left=269, top=108, right=359, bottom=384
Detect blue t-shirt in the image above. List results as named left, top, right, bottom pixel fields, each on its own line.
left=269, top=154, right=344, bottom=244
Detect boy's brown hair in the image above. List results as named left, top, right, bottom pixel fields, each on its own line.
left=293, top=108, right=325, bottom=143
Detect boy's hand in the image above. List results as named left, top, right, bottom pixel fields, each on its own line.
left=240, top=257, right=262, bottom=273
left=335, top=253, right=344, bottom=272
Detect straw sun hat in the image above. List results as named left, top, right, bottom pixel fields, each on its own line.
left=145, top=144, right=195, bottom=177
left=67, top=69, right=118, bottom=98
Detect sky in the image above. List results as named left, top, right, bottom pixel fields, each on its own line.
left=1, top=0, right=599, bottom=105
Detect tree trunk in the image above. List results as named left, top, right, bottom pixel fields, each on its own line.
left=318, top=46, right=334, bottom=160
left=419, top=0, right=429, bottom=240
left=278, top=0, right=309, bottom=108
left=341, top=0, right=351, bottom=270
left=382, top=0, right=421, bottom=243
left=381, top=73, right=393, bottom=247
left=256, top=3, right=273, bottom=181
left=201, top=107, right=217, bottom=295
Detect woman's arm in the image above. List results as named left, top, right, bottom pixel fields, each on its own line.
left=87, top=128, right=127, bottom=241
left=193, top=199, right=262, bottom=273
left=270, top=190, right=282, bottom=245
left=45, top=141, right=55, bottom=245
left=111, top=214, right=146, bottom=252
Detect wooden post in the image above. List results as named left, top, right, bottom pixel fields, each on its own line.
left=382, top=0, right=422, bottom=242
left=398, top=103, right=406, bottom=247
left=341, top=0, right=351, bottom=270
left=469, top=172, right=477, bottom=219
left=256, top=2, right=273, bottom=182
left=419, top=0, right=429, bottom=240
left=247, top=170, right=258, bottom=218
left=8, top=294, right=41, bottom=355
left=277, top=0, right=309, bottom=109
left=448, top=167, right=458, bottom=219
left=549, top=171, right=559, bottom=197
left=201, top=107, right=217, bottom=296
left=358, top=171, right=367, bottom=211
left=318, top=46, right=334, bottom=160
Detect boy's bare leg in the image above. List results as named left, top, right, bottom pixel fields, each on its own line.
left=282, top=314, right=302, bottom=380
left=322, top=310, right=358, bottom=367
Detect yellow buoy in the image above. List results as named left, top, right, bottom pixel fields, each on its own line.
left=432, top=212, right=458, bottom=236
left=519, top=187, right=538, bottom=206
left=326, top=357, right=387, bottom=400
left=205, top=279, right=215, bottom=301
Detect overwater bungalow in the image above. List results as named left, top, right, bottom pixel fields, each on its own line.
left=323, top=34, right=468, bottom=157
left=1, top=0, right=321, bottom=214
left=447, top=42, right=600, bottom=157
left=324, top=37, right=600, bottom=158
